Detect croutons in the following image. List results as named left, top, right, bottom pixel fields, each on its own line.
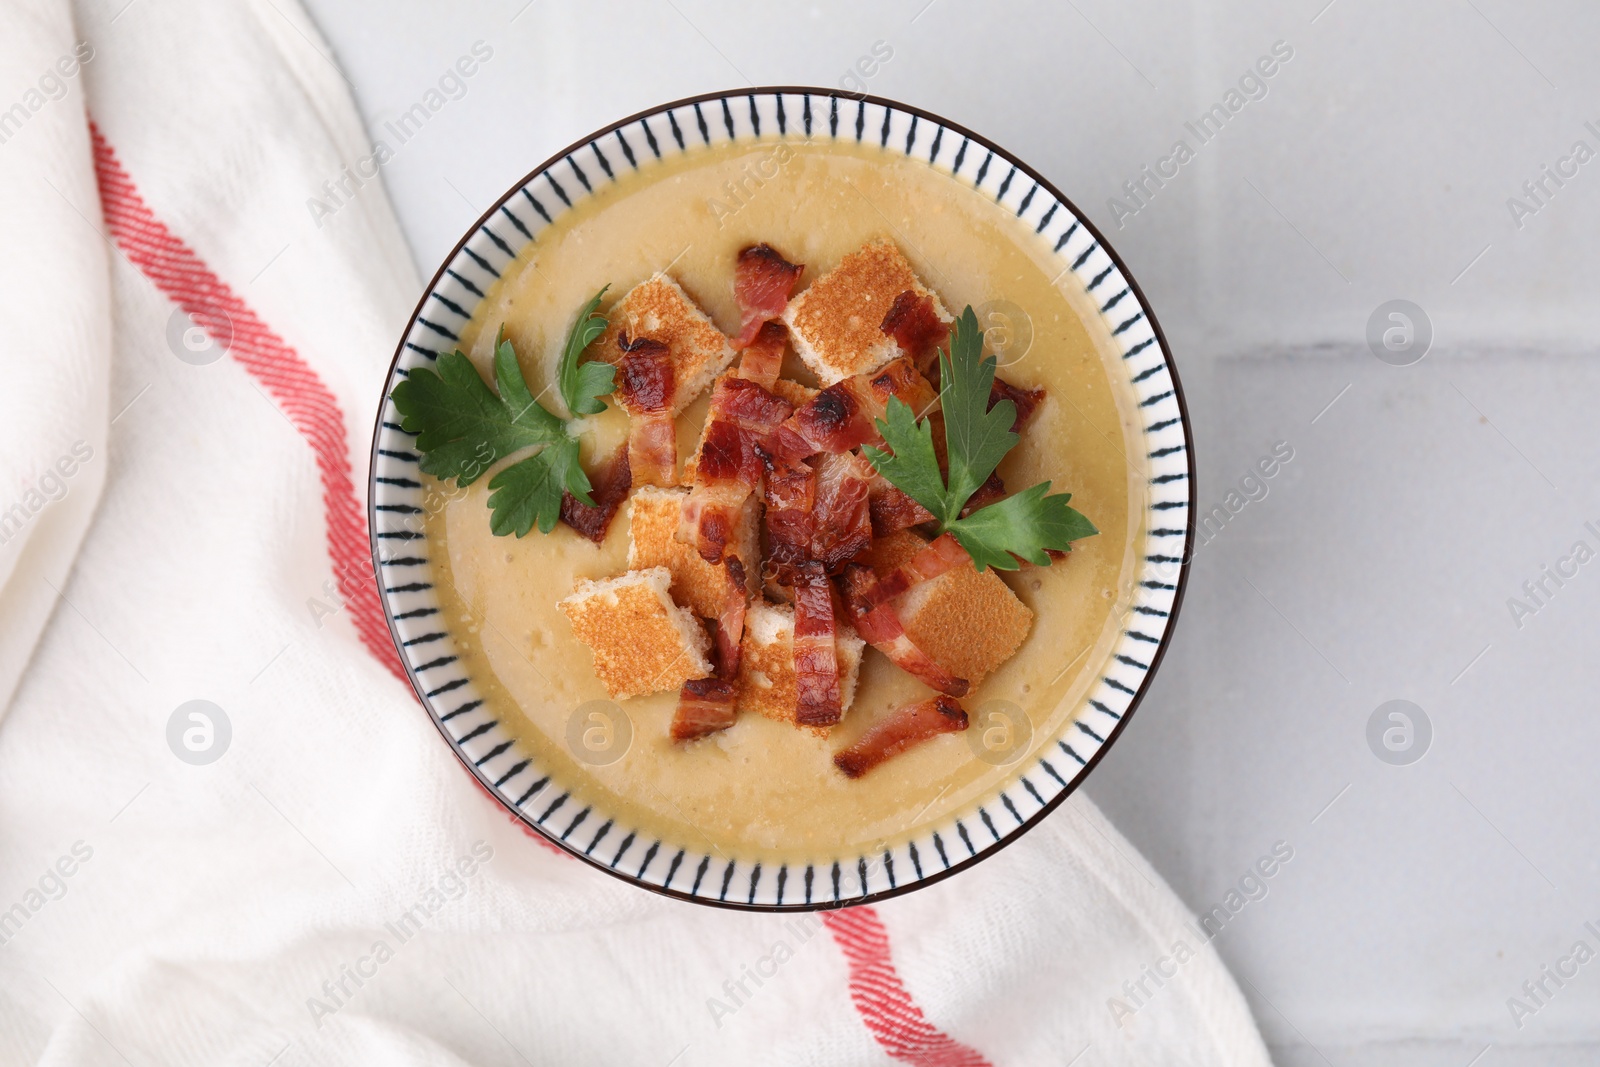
left=780, top=239, right=952, bottom=385
left=627, top=486, right=758, bottom=616
left=558, top=567, right=712, bottom=700
left=866, top=531, right=1033, bottom=687
left=768, top=378, right=819, bottom=410
left=596, top=274, right=737, bottom=414
left=737, top=601, right=865, bottom=727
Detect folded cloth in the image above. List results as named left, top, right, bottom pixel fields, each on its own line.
left=0, top=0, right=110, bottom=716
left=0, top=0, right=1272, bottom=1063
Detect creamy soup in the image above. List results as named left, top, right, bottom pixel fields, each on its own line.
left=422, top=138, right=1147, bottom=862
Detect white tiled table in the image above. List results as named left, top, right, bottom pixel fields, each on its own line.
left=299, top=1, right=1600, bottom=1060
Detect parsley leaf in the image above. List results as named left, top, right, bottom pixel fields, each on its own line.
left=391, top=333, right=563, bottom=486
left=947, top=482, right=1098, bottom=572
left=388, top=288, right=612, bottom=538
left=558, top=286, right=614, bottom=416
left=488, top=435, right=586, bottom=537
left=938, top=307, right=1018, bottom=510
left=863, top=303, right=1098, bottom=571
left=862, top=397, right=947, bottom=521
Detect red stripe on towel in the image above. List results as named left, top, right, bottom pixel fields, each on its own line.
left=824, top=907, right=992, bottom=1066
left=92, top=126, right=575, bottom=863
left=90, top=124, right=404, bottom=684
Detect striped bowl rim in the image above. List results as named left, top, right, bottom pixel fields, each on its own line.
left=367, top=87, right=1196, bottom=910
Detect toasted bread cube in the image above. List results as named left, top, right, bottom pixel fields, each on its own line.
left=627, top=486, right=758, bottom=616
left=780, top=239, right=953, bottom=386
left=595, top=274, right=736, bottom=414
left=867, top=531, right=1033, bottom=686
left=769, top=378, right=819, bottom=409
left=559, top=567, right=712, bottom=700
left=737, top=601, right=865, bottom=727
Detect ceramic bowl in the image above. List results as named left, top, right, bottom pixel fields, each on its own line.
left=368, top=88, right=1194, bottom=910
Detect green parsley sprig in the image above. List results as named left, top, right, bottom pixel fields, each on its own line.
left=389, top=287, right=615, bottom=537
left=863, top=306, right=1098, bottom=571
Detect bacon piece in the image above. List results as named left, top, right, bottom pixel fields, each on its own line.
left=762, top=455, right=815, bottom=587
left=765, top=356, right=936, bottom=463
left=671, top=558, right=748, bottom=742
left=615, top=332, right=674, bottom=408
left=733, top=244, right=804, bottom=349
left=615, top=333, right=678, bottom=487
left=736, top=320, right=787, bottom=390
left=765, top=381, right=873, bottom=461
left=866, top=532, right=969, bottom=606
left=713, top=556, right=748, bottom=677
left=792, top=562, right=842, bottom=727
left=869, top=479, right=934, bottom=537
left=840, top=564, right=969, bottom=697
left=808, top=450, right=874, bottom=573
left=880, top=290, right=950, bottom=380
left=682, top=375, right=794, bottom=562
left=833, top=695, right=969, bottom=779
left=867, top=356, right=940, bottom=415
left=700, top=377, right=794, bottom=482
left=990, top=376, right=1045, bottom=433
left=627, top=417, right=677, bottom=488
left=680, top=475, right=744, bottom=565
left=559, top=444, right=632, bottom=544
left=672, top=678, right=739, bottom=742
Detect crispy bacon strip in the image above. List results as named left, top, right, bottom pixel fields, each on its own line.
left=559, top=444, right=632, bottom=544
left=868, top=357, right=939, bottom=418
left=733, top=244, right=804, bottom=349
left=880, top=290, right=950, bottom=380
left=866, top=532, right=969, bottom=607
left=627, top=417, right=677, bottom=488
left=615, top=333, right=677, bottom=487
left=765, top=381, right=873, bottom=461
left=715, top=375, right=797, bottom=458
left=840, top=564, right=969, bottom=697
left=761, top=455, right=815, bottom=587
left=808, top=450, right=874, bottom=573
left=681, top=479, right=745, bottom=566
left=833, top=695, right=969, bottom=779
left=714, top=556, right=748, bottom=677
left=672, top=678, right=739, bottom=742
left=869, top=479, right=935, bottom=537
left=990, top=376, right=1045, bottom=433
left=681, top=376, right=793, bottom=562
left=736, top=320, right=787, bottom=390
left=792, top=562, right=842, bottom=727
left=671, top=558, right=748, bottom=742
left=765, top=357, right=936, bottom=463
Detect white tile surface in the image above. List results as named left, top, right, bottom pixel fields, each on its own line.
left=298, top=0, right=1600, bottom=1056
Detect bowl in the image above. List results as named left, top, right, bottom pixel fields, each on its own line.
left=368, top=88, right=1194, bottom=910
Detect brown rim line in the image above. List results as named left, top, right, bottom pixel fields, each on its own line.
left=367, top=86, right=1197, bottom=911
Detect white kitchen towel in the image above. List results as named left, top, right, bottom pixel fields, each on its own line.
left=0, top=0, right=109, bottom=716
left=0, top=0, right=1273, bottom=1064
